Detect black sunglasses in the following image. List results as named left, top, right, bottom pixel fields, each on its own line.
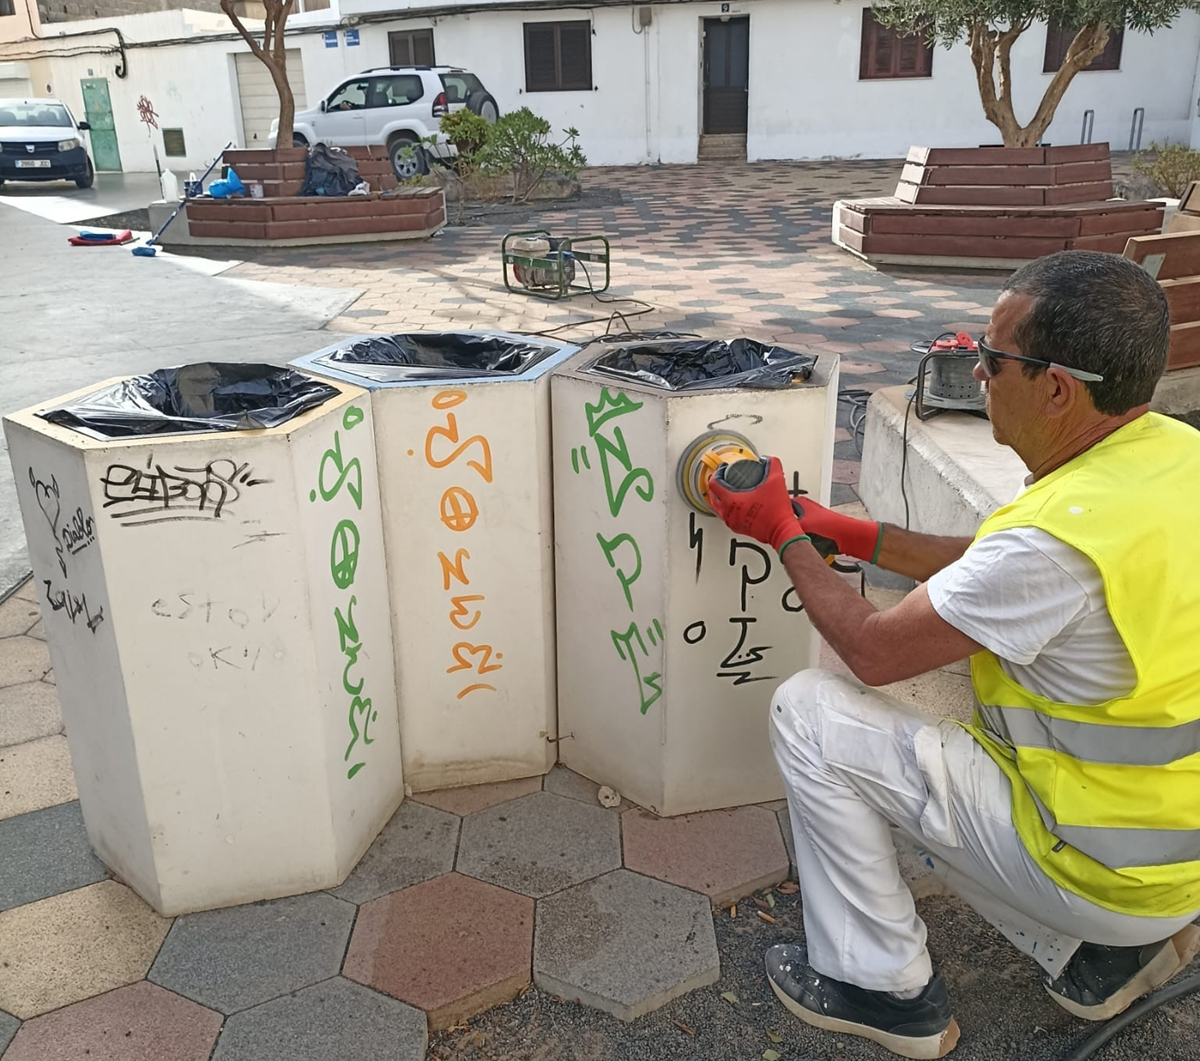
left=977, top=338, right=1104, bottom=382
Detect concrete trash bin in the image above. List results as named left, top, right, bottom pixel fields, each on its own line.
left=290, top=331, right=583, bottom=792
left=551, top=339, right=840, bottom=816
left=3, top=364, right=403, bottom=915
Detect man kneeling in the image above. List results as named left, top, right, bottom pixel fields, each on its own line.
left=707, top=252, right=1200, bottom=1059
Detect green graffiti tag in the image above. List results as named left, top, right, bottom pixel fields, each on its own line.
left=311, top=404, right=373, bottom=779
left=573, top=389, right=664, bottom=716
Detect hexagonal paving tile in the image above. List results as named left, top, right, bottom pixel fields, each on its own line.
left=212, top=977, right=426, bottom=1061
left=0, top=801, right=107, bottom=912
left=414, top=775, right=543, bottom=815
left=534, top=868, right=719, bottom=1021
left=149, top=892, right=354, bottom=1015
left=330, top=799, right=459, bottom=905
left=0, top=880, right=171, bottom=1019
left=0, top=636, right=51, bottom=688
left=2, top=981, right=221, bottom=1061
left=0, top=1009, right=17, bottom=1055
left=0, top=681, right=62, bottom=747
left=542, top=764, right=628, bottom=810
left=344, top=872, right=533, bottom=1030
left=457, top=791, right=620, bottom=898
left=622, top=806, right=788, bottom=907
left=0, top=596, right=39, bottom=639
left=0, top=735, right=77, bottom=820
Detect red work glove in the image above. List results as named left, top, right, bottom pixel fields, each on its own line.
left=790, top=495, right=883, bottom=563
left=708, top=456, right=811, bottom=558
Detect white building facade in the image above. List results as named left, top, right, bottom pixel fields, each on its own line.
left=3, top=0, right=1200, bottom=173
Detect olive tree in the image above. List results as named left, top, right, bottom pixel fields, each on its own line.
left=220, top=0, right=298, bottom=145
left=870, top=0, right=1200, bottom=147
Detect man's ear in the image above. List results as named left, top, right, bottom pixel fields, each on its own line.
left=1043, top=367, right=1087, bottom=419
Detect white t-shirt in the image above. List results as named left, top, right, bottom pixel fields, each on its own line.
left=926, top=526, right=1136, bottom=705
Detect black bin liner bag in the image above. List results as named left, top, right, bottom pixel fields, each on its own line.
left=584, top=338, right=817, bottom=391
left=317, top=331, right=563, bottom=383
left=37, top=363, right=340, bottom=440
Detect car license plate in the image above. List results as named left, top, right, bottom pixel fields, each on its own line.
left=15, top=159, right=50, bottom=168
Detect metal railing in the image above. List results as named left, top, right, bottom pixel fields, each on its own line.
left=1129, top=107, right=1146, bottom=152
left=1080, top=109, right=1095, bottom=144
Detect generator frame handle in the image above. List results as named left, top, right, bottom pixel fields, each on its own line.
left=501, top=229, right=612, bottom=300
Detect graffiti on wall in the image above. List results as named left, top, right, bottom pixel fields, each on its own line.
left=101, top=457, right=272, bottom=526
left=571, top=388, right=663, bottom=715
left=423, top=389, right=505, bottom=701
left=29, top=467, right=105, bottom=633
left=682, top=483, right=805, bottom=686
left=310, top=404, right=376, bottom=780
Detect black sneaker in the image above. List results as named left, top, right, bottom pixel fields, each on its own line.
left=1043, top=924, right=1200, bottom=1021
left=764, top=944, right=960, bottom=1059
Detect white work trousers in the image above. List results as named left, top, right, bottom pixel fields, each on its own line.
left=770, top=669, right=1198, bottom=993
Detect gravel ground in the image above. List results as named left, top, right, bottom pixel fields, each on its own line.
left=429, top=889, right=1199, bottom=1061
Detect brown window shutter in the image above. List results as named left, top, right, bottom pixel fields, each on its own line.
left=558, top=22, right=592, bottom=90
left=1045, top=22, right=1123, bottom=72
left=525, top=24, right=559, bottom=91
left=413, top=30, right=435, bottom=66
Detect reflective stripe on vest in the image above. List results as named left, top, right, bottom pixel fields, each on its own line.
left=1024, top=786, right=1200, bottom=868
left=977, top=702, right=1200, bottom=766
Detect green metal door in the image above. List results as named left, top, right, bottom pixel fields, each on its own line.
left=80, top=78, right=121, bottom=172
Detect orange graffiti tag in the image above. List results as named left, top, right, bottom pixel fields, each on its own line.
left=425, top=413, right=494, bottom=483
left=438, top=549, right=470, bottom=590
left=449, top=594, right=485, bottom=630
left=440, top=486, right=479, bottom=532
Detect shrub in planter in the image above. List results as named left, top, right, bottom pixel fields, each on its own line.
left=1133, top=141, right=1200, bottom=199
left=478, top=108, right=587, bottom=205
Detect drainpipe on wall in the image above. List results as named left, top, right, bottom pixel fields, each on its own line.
left=633, top=5, right=652, bottom=164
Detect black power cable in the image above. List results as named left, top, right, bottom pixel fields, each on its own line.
left=1059, top=971, right=1200, bottom=1061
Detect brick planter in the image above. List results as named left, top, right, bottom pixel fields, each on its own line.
left=169, top=146, right=444, bottom=247
left=833, top=144, right=1164, bottom=268
left=182, top=188, right=445, bottom=245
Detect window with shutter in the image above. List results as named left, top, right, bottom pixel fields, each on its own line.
left=859, top=9, right=932, bottom=80
left=0, top=0, right=15, bottom=16
left=524, top=20, right=592, bottom=92
left=1043, top=22, right=1123, bottom=72
left=389, top=29, right=435, bottom=68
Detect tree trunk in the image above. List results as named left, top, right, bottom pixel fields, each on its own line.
left=968, top=21, right=1112, bottom=148
left=268, top=59, right=295, bottom=144
left=219, top=0, right=296, bottom=148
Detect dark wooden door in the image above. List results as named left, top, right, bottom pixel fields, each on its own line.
left=703, top=17, right=749, bottom=134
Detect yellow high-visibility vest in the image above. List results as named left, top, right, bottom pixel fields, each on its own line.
left=966, top=412, right=1200, bottom=917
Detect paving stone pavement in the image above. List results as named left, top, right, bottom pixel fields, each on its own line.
left=147, top=892, right=357, bottom=1015
left=210, top=978, right=427, bottom=1061
left=2, top=155, right=1194, bottom=1060
left=345, top=872, right=534, bottom=1030
left=2, top=981, right=222, bottom=1061
left=0, top=801, right=106, bottom=912
left=534, top=869, right=720, bottom=1021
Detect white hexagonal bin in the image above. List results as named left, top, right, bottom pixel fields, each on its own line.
left=290, top=331, right=583, bottom=793
left=551, top=340, right=840, bottom=816
left=3, top=365, right=403, bottom=915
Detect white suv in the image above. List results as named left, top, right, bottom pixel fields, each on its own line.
left=271, top=66, right=498, bottom=179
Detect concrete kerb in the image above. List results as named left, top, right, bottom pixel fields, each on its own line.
left=859, top=386, right=1025, bottom=535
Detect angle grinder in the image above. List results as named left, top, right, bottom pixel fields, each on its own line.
left=675, top=431, right=839, bottom=561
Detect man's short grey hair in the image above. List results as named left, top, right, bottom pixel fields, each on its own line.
left=1001, top=251, right=1170, bottom=416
